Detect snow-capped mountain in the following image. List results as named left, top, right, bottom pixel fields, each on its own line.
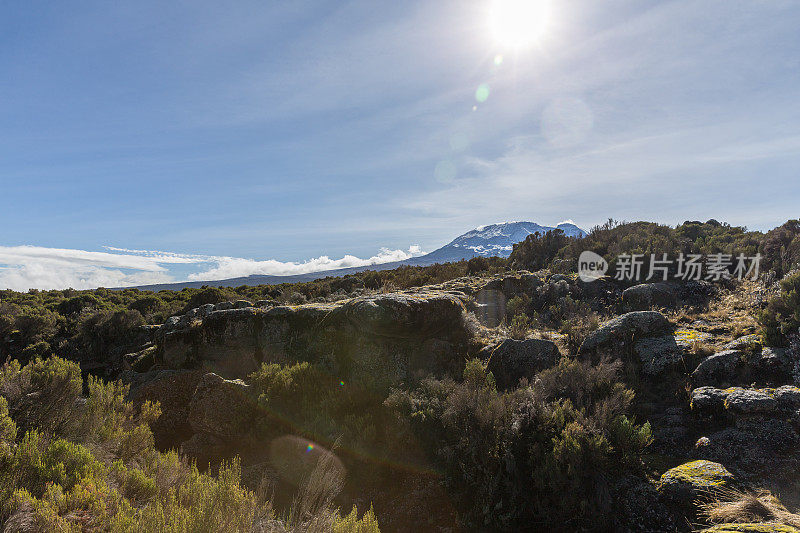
left=127, top=221, right=586, bottom=290
left=406, top=221, right=587, bottom=266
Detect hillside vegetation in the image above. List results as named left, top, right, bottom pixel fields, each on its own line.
left=1, top=218, right=800, bottom=531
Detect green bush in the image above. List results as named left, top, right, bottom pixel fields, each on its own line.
left=759, top=271, right=800, bottom=346
left=0, top=357, right=382, bottom=532
left=386, top=358, right=651, bottom=530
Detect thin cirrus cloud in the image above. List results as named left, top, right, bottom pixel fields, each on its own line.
left=0, top=245, right=425, bottom=291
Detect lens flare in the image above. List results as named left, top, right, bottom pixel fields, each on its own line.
left=488, top=0, right=550, bottom=49
left=475, top=84, right=490, bottom=103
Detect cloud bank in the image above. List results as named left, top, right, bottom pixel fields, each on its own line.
left=0, top=244, right=424, bottom=291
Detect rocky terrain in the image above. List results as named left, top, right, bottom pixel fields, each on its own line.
left=3, top=219, right=800, bottom=531
left=94, top=267, right=795, bottom=531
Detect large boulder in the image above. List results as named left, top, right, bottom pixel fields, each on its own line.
left=481, top=338, right=561, bottom=389
left=691, top=345, right=794, bottom=388
left=188, top=373, right=260, bottom=441
left=722, top=334, right=761, bottom=352
left=757, top=347, right=794, bottom=384
left=690, top=386, right=800, bottom=418
left=659, top=460, right=735, bottom=494
left=580, top=311, right=673, bottom=357
left=124, top=369, right=204, bottom=448
left=692, top=350, right=746, bottom=386
left=623, top=283, right=678, bottom=311
left=180, top=432, right=229, bottom=468
left=694, top=417, right=800, bottom=481
left=579, top=311, right=679, bottom=377
left=162, top=307, right=270, bottom=377
left=658, top=460, right=735, bottom=519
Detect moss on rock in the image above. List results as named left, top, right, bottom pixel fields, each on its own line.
left=701, top=524, right=800, bottom=533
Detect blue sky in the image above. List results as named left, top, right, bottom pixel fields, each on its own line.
left=1, top=0, right=799, bottom=289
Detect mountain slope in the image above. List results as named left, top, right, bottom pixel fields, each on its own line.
left=406, top=221, right=586, bottom=266
left=125, top=221, right=585, bottom=290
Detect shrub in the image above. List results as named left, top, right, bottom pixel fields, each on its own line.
left=18, top=340, right=51, bottom=361
left=386, top=358, right=650, bottom=530
left=0, top=357, right=382, bottom=532
left=509, top=229, right=573, bottom=271
left=0, top=357, right=82, bottom=436
left=761, top=219, right=800, bottom=277
left=508, top=314, right=531, bottom=340
left=759, top=271, right=800, bottom=346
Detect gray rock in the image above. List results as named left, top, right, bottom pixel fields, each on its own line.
left=623, top=282, right=678, bottom=311
left=658, top=460, right=734, bottom=519
left=180, top=432, right=228, bottom=467
left=234, top=300, right=253, bottom=309
left=694, top=417, right=800, bottom=480
left=722, top=334, right=760, bottom=351
left=758, top=346, right=793, bottom=381
left=580, top=311, right=672, bottom=356
left=188, top=373, right=260, bottom=441
left=481, top=338, right=561, bottom=389
left=690, top=386, right=730, bottom=413
left=659, top=460, right=734, bottom=494
left=199, top=303, right=216, bottom=317
left=580, top=312, right=678, bottom=379
left=634, top=335, right=687, bottom=376
left=774, top=385, right=800, bottom=407
left=725, top=388, right=778, bottom=415
left=215, top=301, right=234, bottom=311
left=692, top=350, right=744, bottom=386
left=124, top=369, right=204, bottom=448
left=161, top=291, right=472, bottom=386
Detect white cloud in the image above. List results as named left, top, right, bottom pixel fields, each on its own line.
left=186, top=246, right=424, bottom=281
left=0, top=244, right=425, bottom=291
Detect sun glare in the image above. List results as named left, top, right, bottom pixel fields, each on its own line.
left=489, top=0, right=550, bottom=49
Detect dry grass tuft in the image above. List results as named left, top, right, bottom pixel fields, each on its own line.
left=700, top=488, right=800, bottom=528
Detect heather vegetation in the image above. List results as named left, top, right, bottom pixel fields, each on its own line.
left=0, top=356, right=379, bottom=532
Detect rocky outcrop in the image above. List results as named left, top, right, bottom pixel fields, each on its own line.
left=658, top=460, right=735, bottom=521
left=579, top=311, right=684, bottom=377
left=690, top=386, right=800, bottom=480
left=690, top=386, right=800, bottom=418
left=622, top=280, right=715, bottom=312
left=691, top=345, right=795, bottom=388
left=623, top=282, right=678, bottom=311
left=481, top=338, right=561, bottom=389
left=580, top=311, right=672, bottom=354
left=157, top=291, right=472, bottom=386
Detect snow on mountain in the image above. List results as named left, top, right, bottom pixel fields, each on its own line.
left=406, top=221, right=586, bottom=265
left=127, top=221, right=587, bottom=290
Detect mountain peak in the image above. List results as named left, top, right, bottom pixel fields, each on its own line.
left=406, top=221, right=586, bottom=266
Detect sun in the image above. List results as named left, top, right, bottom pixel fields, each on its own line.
left=488, top=0, right=551, bottom=49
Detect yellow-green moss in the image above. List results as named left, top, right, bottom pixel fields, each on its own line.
left=701, top=523, right=800, bottom=533
left=659, top=460, right=734, bottom=490
left=675, top=329, right=712, bottom=342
